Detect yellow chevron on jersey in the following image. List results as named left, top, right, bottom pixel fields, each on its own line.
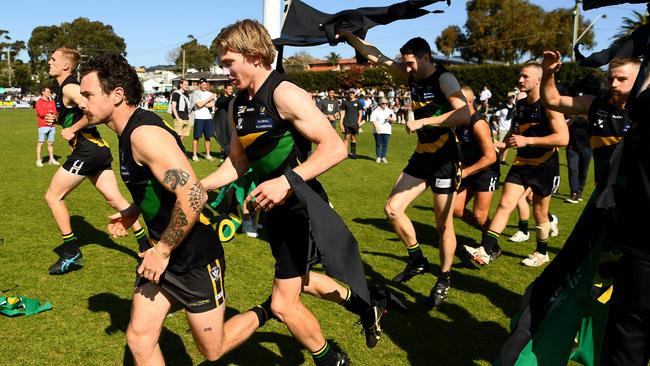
left=239, top=131, right=267, bottom=149
left=411, top=100, right=430, bottom=110
left=415, top=133, right=449, bottom=154
left=513, top=148, right=557, bottom=166
left=590, top=136, right=622, bottom=149
left=80, top=131, right=109, bottom=147
left=519, top=122, right=538, bottom=134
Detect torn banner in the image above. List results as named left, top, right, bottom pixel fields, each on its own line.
left=273, top=0, right=449, bottom=70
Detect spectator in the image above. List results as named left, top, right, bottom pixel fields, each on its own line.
left=370, top=97, right=395, bottom=163
left=34, top=87, right=59, bottom=167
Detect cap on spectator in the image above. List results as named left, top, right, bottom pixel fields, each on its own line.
left=198, top=78, right=207, bottom=83
left=347, top=88, right=356, bottom=94
left=507, top=91, right=516, bottom=98
left=318, top=91, right=326, bottom=98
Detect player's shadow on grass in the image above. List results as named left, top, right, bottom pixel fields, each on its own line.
left=87, top=292, right=193, bottom=366
left=353, top=217, right=442, bottom=248
left=52, top=215, right=139, bottom=260
left=357, top=258, right=516, bottom=365
left=361, top=251, right=521, bottom=318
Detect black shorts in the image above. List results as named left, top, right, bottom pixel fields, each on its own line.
left=135, top=257, right=226, bottom=313
left=460, top=167, right=500, bottom=192
left=505, top=163, right=560, bottom=197
left=267, top=200, right=319, bottom=279
left=344, top=125, right=358, bottom=135
left=403, top=153, right=461, bottom=194
left=62, top=143, right=113, bottom=176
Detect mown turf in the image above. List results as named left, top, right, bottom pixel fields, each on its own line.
left=0, top=109, right=593, bottom=365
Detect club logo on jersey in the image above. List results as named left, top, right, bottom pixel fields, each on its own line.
left=210, top=266, right=221, bottom=281
left=237, top=106, right=247, bottom=115
left=259, top=106, right=266, bottom=114
left=236, top=117, right=244, bottom=129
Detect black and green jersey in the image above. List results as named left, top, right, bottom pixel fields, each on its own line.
left=587, top=96, right=629, bottom=188
left=512, top=98, right=559, bottom=167
left=119, top=108, right=222, bottom=272
left=55, top=75, right=109, bottom=150
left=232, top=71, right=310, bottom=182
left=409, top=65, right=458, bottom=160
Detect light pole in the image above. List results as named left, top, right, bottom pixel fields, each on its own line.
left=572, top=12, right=607, bottom=62
left=572, top=0, right=582, bottom=62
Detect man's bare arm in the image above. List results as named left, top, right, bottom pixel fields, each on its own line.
left=406, top=73, right=470, bottom=132
left=338, top=31, right=407, bottom=82
left=541, top=50, right=595, bottom=115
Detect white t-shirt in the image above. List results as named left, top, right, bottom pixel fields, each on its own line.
left=192, top=90, right=214, bottom=119
left=480, top=89, right=492, bottom=102
left=370, top=107, right=394, bottom=134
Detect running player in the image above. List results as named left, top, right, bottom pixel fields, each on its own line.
left=454, top=86, right=499, bottom=231
left=464, top=63, right=568, bottom=267
left=79, top=54, right=268, bottom=364
left=203, top=20, right=383, bottom=365
left=339, top=32, right=470, bottom=308
left=44, top=46, right=145, bottom=275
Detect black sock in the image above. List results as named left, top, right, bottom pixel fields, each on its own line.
left=312, top=341, right=337, bottom=366
left=61, top=232, right=79, bottom=256
left=536, top=238, right=548, bottom=255
left=406, top=243, right=423, bottom=261
left=133, top=228, right=149, bottom=251
left=547, top=212, right=553, bottom=222
left=251, top=296, right=274, bottom=327
left=518, top=220, right=529, bottom=235
left=351, top=142, right=356, bottom=155
left=340, top=289, right=368, bottom=317
left=482, top=230, right=500, bottom=254
left=437, top=271, right=451, bottom=287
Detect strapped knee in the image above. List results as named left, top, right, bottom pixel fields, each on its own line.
left=536, top=222, right=550, bottom=241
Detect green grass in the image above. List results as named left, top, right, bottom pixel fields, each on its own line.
left=0, top=109, right=593, bottom=365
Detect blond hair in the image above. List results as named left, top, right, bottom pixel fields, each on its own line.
left=56, top=46, right=81, bottom=70
left=214, top=19, right=276, bottom=67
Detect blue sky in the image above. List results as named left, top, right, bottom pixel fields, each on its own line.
left=1, top=0, right=646, bottom=67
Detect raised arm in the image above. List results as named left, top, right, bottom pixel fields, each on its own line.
left=541, top=50, right=595, bottom=115
left=338, top=31, right=407, bottom=82
left=130, top=125, right=208, bottom=283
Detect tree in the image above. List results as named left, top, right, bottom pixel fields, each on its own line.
left=436, top=0, right=596, bottom=64
left=611, top=10, right=648, bottom=46
left=27, top=18, right=126, bottom=84
left=0, top=30, right=27, bottom=87
left=435, top=25, right=464, bottom=57
left=326, top=52, right=341, bottom=66
left=175, top=39, right=215, bottom=71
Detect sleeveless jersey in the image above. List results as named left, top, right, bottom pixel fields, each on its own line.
left=512, top=98, right=558, bottom=167
left=587, top=96, right=629, bottom=187
left=409, top=65, right=459, bottom=159
left=119, top=108, right=222, bottom=272
left=232, top=70, right=327, bottom=205
left=55, top=75, right=109, bottom=150
left=458, top=112, right=498, bottom=173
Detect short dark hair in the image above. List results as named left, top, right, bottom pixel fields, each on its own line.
left=400, top=37, right=432, bottom=60
left=80, top=54, right=143, bottom=106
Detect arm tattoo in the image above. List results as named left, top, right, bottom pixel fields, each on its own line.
left=163, top=169, right=190, bottom=190
left=188, top=180, right=207, bottom=214
left=160, top=201, right=189, bottom=247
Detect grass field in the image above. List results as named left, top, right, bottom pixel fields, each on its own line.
left=0, top=109, right=593, bottom=365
